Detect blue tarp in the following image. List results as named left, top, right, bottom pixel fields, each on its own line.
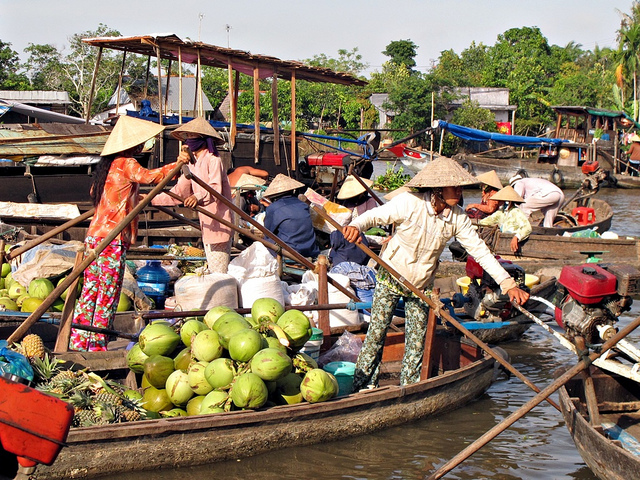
left=438, top=120, right=566, bottom=147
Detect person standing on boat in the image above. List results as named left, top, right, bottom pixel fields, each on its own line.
left=342, top=157, right=530, bottom=389
left=509, top=174, right=565, bottom=228
left=70, top=116, right=186, bottom=352
left=152, top=117, right=233, bottom=273
left=465, top=170, right=502, bottom=219
left=478, top=185, right=532, bottom=253
left=263, top=174, right=320, bottom=259
left=625, top=133, right=640, bottom=176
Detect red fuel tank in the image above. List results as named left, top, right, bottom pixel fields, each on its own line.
left=558, top=264, right=617, bottom=304
left=305, top=152, right=349, bottom=166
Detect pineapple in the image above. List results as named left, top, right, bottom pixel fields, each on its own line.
left=73, top=409, right=98, bottom=428
left=184, top=245, right=205, bottom=257
left=94, top=391, right=123, bottom=407
left=31, top=352, right=63, bottom=383
left=21, top=334, right=45, bottom=359
left=67, top=391, right=93, bottom=412
left=121, top=409, right=142, bottom=422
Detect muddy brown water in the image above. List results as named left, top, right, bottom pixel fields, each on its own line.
left=102, top=176, right=640, bottom=480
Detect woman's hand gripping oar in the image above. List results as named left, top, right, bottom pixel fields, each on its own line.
left=298, top=194, right=560, bottom=411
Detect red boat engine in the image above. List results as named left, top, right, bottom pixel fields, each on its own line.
left=555, top=263, right=640, bottom=343
left=463, top=256, right=528, bottom=322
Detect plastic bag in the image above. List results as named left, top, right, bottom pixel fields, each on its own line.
left=317, top=331, right=362, bottom=367
left=228, top=242, right=284, bottom=308
left=304, top=188, right=353, bottom=234
left=0, top=340, right=34, bottom=381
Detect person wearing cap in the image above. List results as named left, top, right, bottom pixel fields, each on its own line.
left=70, top=116, right=186, bottom=352
left=508, top=174, right=565, bottom=228
left=478, top=185, right=532, bottom=253
left=152, top=117, right=233, bottom=273
left=263, top=173, right=320, bottom=258
left=465, top=170, right=502, bottom=219
left=625, top=133, right=640, bottom=176
left=342, top=156, right=530, bottom=389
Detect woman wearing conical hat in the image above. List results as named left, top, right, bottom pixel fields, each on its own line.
left=153, top=117, right=233, bottom=273
left=478, top=185, right=532, bottom=253
left=337, top=175, right=378, bottom=219
left=465, top=170, right=502, bottom=219
left=70, top=116, right=186, bottom=352
left=342, top=156, right=529, bottom=389
left=262, top=173, right=320, bottom=259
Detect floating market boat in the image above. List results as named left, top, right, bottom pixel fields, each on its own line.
left=558, top=366, right=640, bottom=480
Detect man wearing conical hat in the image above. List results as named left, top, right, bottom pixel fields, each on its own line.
left=342, top=156, right=529, bottom=389
left=465, top=170, right=502, bottom=219
left=626, top=133, right=640, bottom=176
left=263, top=174, right=320, bottom=259
left=71, top=116, right=186, bottom=352
left=153, top=117, right=233, bottom=273
left=478, top=185, right=532, bottom=253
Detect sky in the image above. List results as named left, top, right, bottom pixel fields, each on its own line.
left=0, top=0, right=636, bottom=77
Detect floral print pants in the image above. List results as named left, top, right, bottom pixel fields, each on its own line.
left=352, top=275, right=430, bottom=390
left=69, top=236, right=127, bottom=352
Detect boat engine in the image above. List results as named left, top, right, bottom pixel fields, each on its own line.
left=555, top=263, right=640, bottom=344
left=463, top=256, right=528, bottom=322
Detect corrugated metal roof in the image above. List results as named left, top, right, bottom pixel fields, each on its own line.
left=110, top=77, right=215, bottom=111
left=83, top=34, right=367, bottom=86
left=0, top=91, right=71, bottom=104
left=0, top=124, right=110, bottom=156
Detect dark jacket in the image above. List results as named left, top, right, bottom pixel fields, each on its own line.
left=264, top=196, right=320, bottom=258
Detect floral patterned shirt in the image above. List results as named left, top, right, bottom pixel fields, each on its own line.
left=87, top=156, right=177, bottom=246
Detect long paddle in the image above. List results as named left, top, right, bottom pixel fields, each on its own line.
left=7, top=161, right=185, bottom=344
left=428, top=312, right=640, bottom=479
left=177, top=164, right=359, bottom=302
left=300, top=194, right=561, bottom=411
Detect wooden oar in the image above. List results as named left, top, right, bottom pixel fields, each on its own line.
left=6, top=161, right=185, bottom=344
left=177, top=165, right=359, bottom=302
left=300, top=194, right=561, bottom=411
left=427, top=312, right=640, bottom=479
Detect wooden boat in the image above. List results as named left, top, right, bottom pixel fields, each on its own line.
left=6, top=332, right=498, bottom=480
left=558, top=366, right=640, bottom=480
left=528, top=198, right=613, bottom=236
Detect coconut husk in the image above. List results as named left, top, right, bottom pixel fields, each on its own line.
left=171, top=117, right=225, bottom=145
left=405, top=156, right=478, bottom=188
left=101, top=116, right=165, bottom=156
left=263, top=174, right=305, bottom=198
left=476, top=170, right=502, bottom=190
left=337, top=175, right=374, bottom=200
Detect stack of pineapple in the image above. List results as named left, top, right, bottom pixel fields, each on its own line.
left=12, top=334, right=148, bottom=427
left=166, top=243, right=206, bottom=274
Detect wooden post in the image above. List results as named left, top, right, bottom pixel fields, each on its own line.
left=85, top=47, right=103, bottom=124
left=574, top=336, right=601, bottom=426
left=178, top=47, right=183, bottom=124
left=54, top=250, right=85, bottom=353
left=115, top=50, right=127, bottom=117
left=143, top=56, right=151, bottom=99
left=164, top=60, right=172, bottom=117
left=271, top=72, right=281, bottom=166
left=421, top=288, right=439, bottom=380
left=155, top=46, right=163, bottom=126
left=316, top=255, right=330, bottom=338
left=290, top=70, right=297, bottom=172
left=254, top=66, right=261, bottom=163
left=228, top=63, right=238, bottom=149
left=0, top=240, right=5, bottom=288
left=197, top=49, right=203, bottom=116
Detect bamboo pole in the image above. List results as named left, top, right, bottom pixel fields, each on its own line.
left=197, top=49, right=203, bottom=116
left=316, top=255, right=330, bottom=336
left=164, top=60, right=172, bottom=117
left=272, top=71, right=281, bottom=166
left=115, top=50, right=127, bottom=117
left=143, top=56, right=151, bottom=99
left=85, top=47, right=103, bottom=124
left=178, top=47, right=183, bottom=125
left=155, top=46, right=163, bottom=126
left=427, top=313, right=640, bottom=479
left=227, top=62, right=238, bottom=150
left=254, top=66, right=261, bottom=163
left=6, top=209, right=95, bottom=261
left=420, top=287, right=439, bottom=380
left=54, top=250, right=84, bottom=352
left=290, top=70, right=297, bottom=171
left=7, top=161, right=184, bottom=344
left=300, top=195, right=561, bottom=411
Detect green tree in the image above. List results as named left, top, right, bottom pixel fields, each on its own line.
left=382, top=40, right=418, bottom=70
left=441, top=100, right=497, bottom=155
left=617, top=22, right=640, bottom=121
left=23, top=43, right=63, bottom=90
left=0, top=40, right=30, bottom=89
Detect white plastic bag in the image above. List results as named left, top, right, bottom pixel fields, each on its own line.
left=228, top=242, right=284, bottom=309
left=173, top=273, right=239, bottom=311
left=301, top=271, right=360, bottom=327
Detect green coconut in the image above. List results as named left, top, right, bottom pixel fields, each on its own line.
left=116, top=292, right=131, bottom=312
left=161, top=408, right=188, bottom=417
left=186, top=395, right=206, bottom=416
left=21, top=297, right=45, bottom=313
left=265, top=335, right=288, bottom=353
left=58, top=276, right=83, bottom=300
left=191, top=329, right=224, bottom=362
left=187, top=361, right=213, bottom=396
left=212, top=313, right=252, bottom=349
left=8, top=282, right=27, bottom=300
left=200, top=390, right=229, bottom=414
left=276, top=309, right=312, bottom=348
left=250, top=348, right=293, bottom=382
left=180, top=319, right=208, bottom=347
left=227, top=328, right=264, bottom=362
left=203, top=305, right=235, bottom=329
left=122, top=389, right=143, bottom=402
left=27, top=278, right=55, bottom=300
left=230, top=372, right=268, bottom=409
left=300, top=368, right=338, bottom=403
left=138, top=322, right=181, bottom=356
left=141, top=386, right=174, bottom=413
left=204, top=357, right=236, bottom=389
left=143, top=355, right=175, bottom=389
left=251, top=297, right=285, bottom=325
left=126, top=343, right=149, bottom=373
left=165, top=369, right=194, bottom=406
left=173, top=347, right=192, bottom=372
left=1, top=262, right=10, bottom=278
left=273, top=372, right=304, bottom=405
left=51, top=297, right=65, bottom=312
left=0, top=297, right=18, bottom=311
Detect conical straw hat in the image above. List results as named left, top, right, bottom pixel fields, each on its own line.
left=234, top=173, right=267, bottom=191
left=263, top=174, right=305, bottom=198
left=101, top=116, right=165, bottom=156
left=476, top=170, right=502, bottom=190
left=491, top=185, right=524, bottom=203
left=405, top=156, right=478, bottom=188
left=337, top=175, right=374, bottom=200
left=171, top=117, right=225, bottom=145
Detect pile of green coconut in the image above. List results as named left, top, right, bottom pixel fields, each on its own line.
left=127, top=297, right=339, bottom=416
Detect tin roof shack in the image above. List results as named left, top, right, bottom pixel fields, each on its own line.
left=82, top=34, right=366, bottom=177
left=448, top=87, right=517, bottom=124
left=0, top=91, right=73, bottom=123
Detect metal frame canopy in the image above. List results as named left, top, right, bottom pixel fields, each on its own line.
left=81, top=34, right=366, bottom=86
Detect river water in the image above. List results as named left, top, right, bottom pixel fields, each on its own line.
left=103, top=165, right=640, bottom=480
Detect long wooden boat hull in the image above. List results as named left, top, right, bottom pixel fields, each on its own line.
left=529, top=198, right=613, bottom=236
left=558, top=366, right=640, bottom=480
left=26, top=339, right=495, bottom=479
